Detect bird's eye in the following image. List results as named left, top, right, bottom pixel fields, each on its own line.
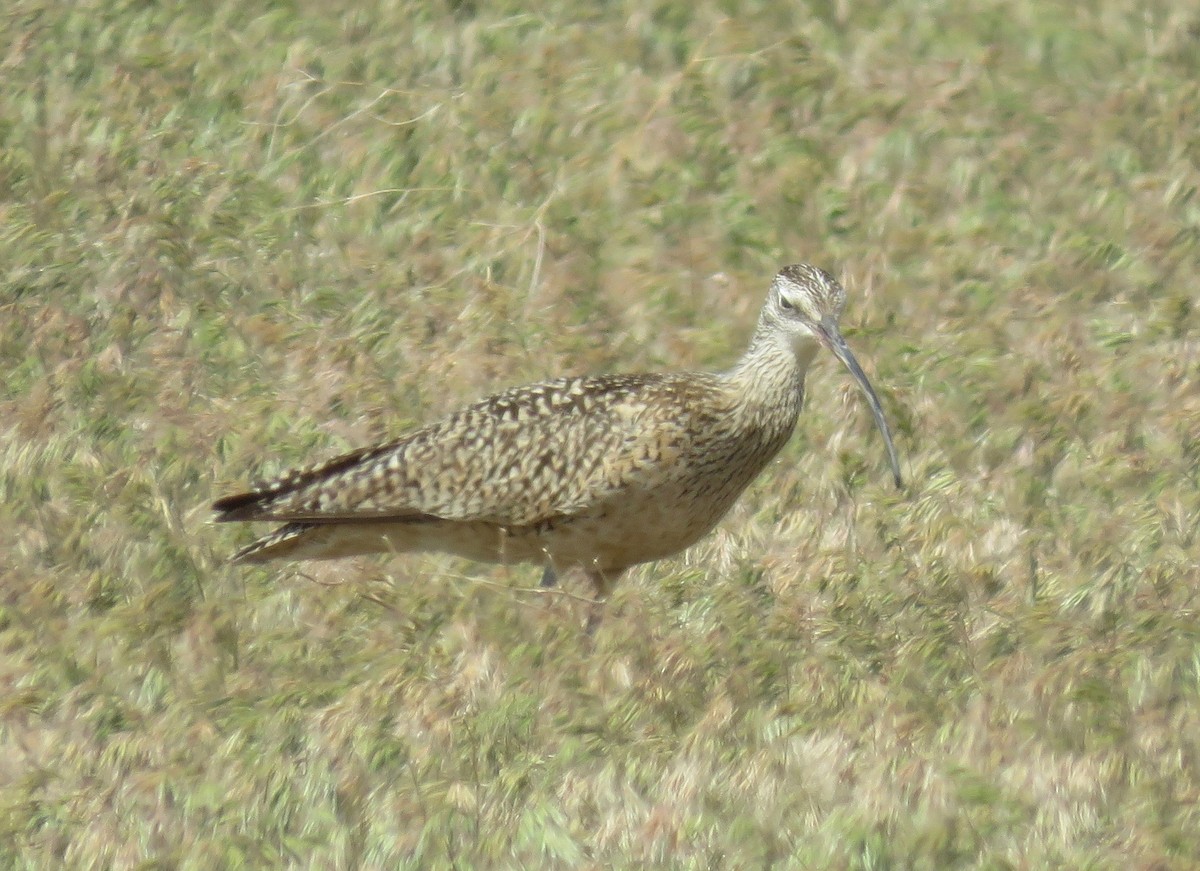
left=779, top=296, right=796, bottom=312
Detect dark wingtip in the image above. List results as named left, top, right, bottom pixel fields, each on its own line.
left=211, top=490, right=270, bottom=522
left=212, top=443, right=386, bottom=523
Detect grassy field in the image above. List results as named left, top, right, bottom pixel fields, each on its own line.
left=2, top=0, right=1199, bottom=867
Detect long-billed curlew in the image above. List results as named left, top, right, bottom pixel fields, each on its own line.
left=213, top=264, right=902, bottom=608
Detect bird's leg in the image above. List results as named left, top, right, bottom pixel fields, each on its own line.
left=583, top=568, right=620, bottom=634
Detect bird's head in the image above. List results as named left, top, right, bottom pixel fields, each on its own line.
left=764, top=263, right=847, bottom=349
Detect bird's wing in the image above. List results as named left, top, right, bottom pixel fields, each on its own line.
left=213, top=374, right=725, bottom=527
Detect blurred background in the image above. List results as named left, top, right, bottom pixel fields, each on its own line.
left=2, top=1, right=1198, bottom=867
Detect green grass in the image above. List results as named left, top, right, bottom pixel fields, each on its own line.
left=3, top=0, right=1199, bottom=867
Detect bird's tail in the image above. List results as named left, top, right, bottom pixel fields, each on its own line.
left=229, top=522, right=319, bottom=563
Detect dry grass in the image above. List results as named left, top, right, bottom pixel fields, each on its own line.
left=2, top=0, right=1199, bottom=867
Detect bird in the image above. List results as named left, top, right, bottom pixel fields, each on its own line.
left=213, top=264, right=902, bottom=611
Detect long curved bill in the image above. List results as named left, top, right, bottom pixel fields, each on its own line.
left=816, top=317, right=903, bottom=488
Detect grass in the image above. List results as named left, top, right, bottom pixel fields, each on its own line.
left=2, top=0, right=1199, bottom=867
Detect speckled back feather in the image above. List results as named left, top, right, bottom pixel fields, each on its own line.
left=213, top=373, right=746, bottom=529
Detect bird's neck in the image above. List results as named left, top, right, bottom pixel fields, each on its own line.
left=721, top=320, right=816, bottom=424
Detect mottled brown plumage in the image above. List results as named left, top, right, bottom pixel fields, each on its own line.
left=213, top=264, right=902, bottom=602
